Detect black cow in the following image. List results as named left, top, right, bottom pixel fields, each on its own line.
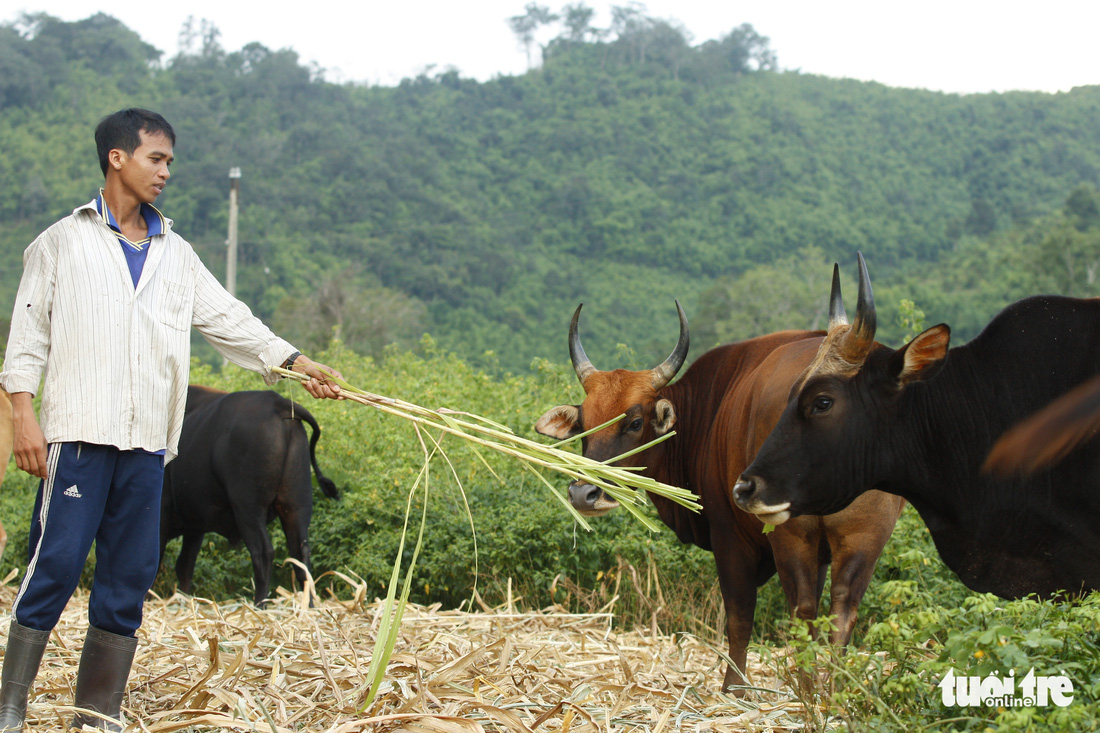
left=160, top=385, right=339, bottom=606
left=734, top=254, right=1100, bottom=598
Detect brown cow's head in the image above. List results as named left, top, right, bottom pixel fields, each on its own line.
left=733, top=254, right=950, bottom=522
left=535, top=302, right=689, bottom=515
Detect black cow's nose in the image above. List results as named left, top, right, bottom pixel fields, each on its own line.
left=732, top=476, right=756, bottom=504
left=568, top=481, right=601, bottom=509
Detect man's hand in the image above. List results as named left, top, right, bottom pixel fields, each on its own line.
left=290, top=356, right=343, bottom=400
left=10, top=392, right=48, bottom=479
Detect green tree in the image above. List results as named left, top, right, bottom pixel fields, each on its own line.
left=560, top=3, right=599, bottom=42
left=696, top=246, right=835, bottom=348
left=508, top=3, right=559, bottom=69
left=271, top=272, right=428, bottom=359
left=1037, top=221, right=1100, bottom=295
left=1064, top=183, right=1100, bottom=232
left=964, top=197, right=998, bottom=236
left=700, top=22, right=777, bottom=74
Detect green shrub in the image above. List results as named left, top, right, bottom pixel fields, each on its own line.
left=770, top=507, right=1100, bottom=731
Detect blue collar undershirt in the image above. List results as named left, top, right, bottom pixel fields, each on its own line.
left=95, top=190, right=166, bottom=287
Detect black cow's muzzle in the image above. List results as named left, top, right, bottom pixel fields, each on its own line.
left=732, top=475, right=792, bottom=524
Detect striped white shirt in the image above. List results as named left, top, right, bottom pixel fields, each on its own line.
left=1, top=200, right=296, bottom=463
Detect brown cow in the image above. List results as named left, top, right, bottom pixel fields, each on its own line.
left=536, top=286, right=905, bottom=693
left=0, top=388, right=11, bottom=560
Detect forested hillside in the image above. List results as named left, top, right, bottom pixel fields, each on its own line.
left=2, top=10, right=1098, bottom=371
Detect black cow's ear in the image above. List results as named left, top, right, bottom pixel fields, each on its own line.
left=535, top=405, right=582, bottom=439
left=891, top=324, right=950, bottom=387
left=653, top=398, right=677, bottom=435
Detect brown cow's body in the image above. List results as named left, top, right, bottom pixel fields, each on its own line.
left=538, top=303, right=904, bottom=692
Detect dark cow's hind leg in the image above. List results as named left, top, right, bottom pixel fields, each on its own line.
left=174, top=532, right=205, bottom=595
left=237, top=521, right=276, bottom=607
left=278, top=509, right=314, bottom=605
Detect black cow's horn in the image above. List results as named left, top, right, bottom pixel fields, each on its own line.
left=650, top=300, right=690, bottom=390
left=569, top=304, right=597, bottom=385
left=828, top=263, right=848, bottom=329
left=838, top=252, right=877, bottom=362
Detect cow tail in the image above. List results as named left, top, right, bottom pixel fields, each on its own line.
left=291, top=403, right=341, bottom=501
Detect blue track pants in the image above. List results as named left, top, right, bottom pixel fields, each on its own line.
left=13, top=442, right=163, bottom=636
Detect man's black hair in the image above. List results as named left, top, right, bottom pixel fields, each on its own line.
left=94, top=108, right=176, bottom=176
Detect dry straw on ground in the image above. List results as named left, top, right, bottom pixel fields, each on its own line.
left=2, top=571, right=816, bottom=732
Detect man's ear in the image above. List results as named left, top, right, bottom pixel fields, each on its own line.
left=535, top=405, right=581, bottom=440
left=108, top=148, right=126, bottom=171
left=653, top=399, right=677, bottom=435
left=890, top=324, right=950, bottom=387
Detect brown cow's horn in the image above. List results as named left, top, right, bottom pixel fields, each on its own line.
left=569, top=304, right=597, bottom=385
left=838, top=252, right=877, bottom=362
left=828, top=263, right=848, bottom=329
left=650, top=300, right=690, bottom=390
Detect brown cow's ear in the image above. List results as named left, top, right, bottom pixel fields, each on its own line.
left=535, top=405, right=581, bottom=439
left=653, top=399, right=677, bottom=435
left=892, top=324, right=951, bottom=387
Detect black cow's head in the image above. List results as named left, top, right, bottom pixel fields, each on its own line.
left=733, top=254, right=951, bottom=522
left=535, top=302, right=689, bottom=515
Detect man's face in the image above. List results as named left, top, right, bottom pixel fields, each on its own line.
left=113, top=129, right=173, bottom=204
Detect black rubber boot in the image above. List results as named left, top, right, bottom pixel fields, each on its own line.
left=71, top=627, right=137, bottom=731
left=0, top=619, right=50, bottom=733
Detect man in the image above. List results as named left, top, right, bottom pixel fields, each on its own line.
left=0, top=108, right=342, bottom=731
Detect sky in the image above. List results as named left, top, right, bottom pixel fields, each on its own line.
left=6, top=1, right=1100, bottom=95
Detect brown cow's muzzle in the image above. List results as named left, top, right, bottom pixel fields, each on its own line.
left=568, top=481, right=621, bottom=516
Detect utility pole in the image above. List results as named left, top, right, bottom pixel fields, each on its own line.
left=226, top=167, right=241, bottom=297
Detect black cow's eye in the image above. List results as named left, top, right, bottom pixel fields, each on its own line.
left=810, top=395, right=834, bottom=414
left=628, top=417, right=644, bottom=432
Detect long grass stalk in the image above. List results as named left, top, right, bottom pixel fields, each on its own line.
left=274, top=367, right=700, bottom=515
left=358, top=425, right=434, bottom=712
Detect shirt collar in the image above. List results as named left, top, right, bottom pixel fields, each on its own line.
left=77, top=192, right=172, bottom=238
